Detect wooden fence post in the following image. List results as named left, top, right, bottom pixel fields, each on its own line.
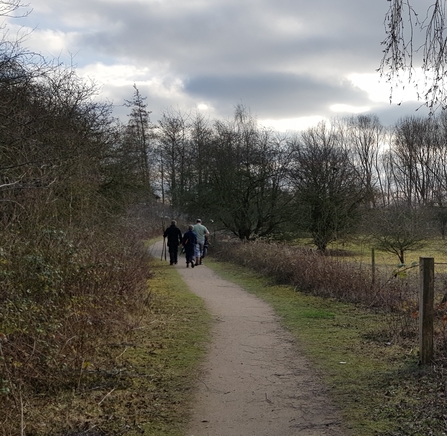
left=419, top=257, right=434, bottom=365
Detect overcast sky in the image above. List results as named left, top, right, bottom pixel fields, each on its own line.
left=6, top=0, right=432, bottom=131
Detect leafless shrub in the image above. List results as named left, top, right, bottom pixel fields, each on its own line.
left=213, top=240, right=427, bottom=347
left=0, top=4, right=166, bottom=432
left=216, top=240, right=391, bottom=303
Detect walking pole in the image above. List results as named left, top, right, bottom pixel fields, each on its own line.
left=164, top=238, right=167, bottom=261
left=161, top=216, right=166, bottom=261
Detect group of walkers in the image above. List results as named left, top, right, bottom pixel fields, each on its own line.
left=163, top=219, right=210, bottom=268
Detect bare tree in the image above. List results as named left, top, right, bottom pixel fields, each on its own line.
left=389, top=115, right=437, bottom=207
left=124, top=85, right=155, bottom=188
left=380, top=1, right=447, bottom=112
left=368, top=206, right=428, bottom=264
left=0, top=0, right=30, bottom=18
left=185, top=110, right=214, bottom=214
left=157, top=108, right=191, bottom=209
left=425, top=111, right=447, bottom=237
left=339, top=114, right=385, bottom=208
left=207, top=105, right=293, bottom=240
left=289, top=121, right=366, bottom=251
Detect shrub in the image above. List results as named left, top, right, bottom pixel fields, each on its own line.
left=212, top=240, right=426, bottom=346
left=0, top=221, right=153, bottom=432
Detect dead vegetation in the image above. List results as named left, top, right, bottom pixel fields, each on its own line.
left=0, top=222, right=152, bottom=434
left=212, top=239, right=447, bottom=352
left=212, top=239, right=447, bottom=435
left=0, top=228, right=210, bottom=436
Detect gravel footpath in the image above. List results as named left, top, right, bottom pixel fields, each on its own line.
left=152, top=241, right=349, bottom=436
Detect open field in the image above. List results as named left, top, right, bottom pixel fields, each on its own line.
left=297, top=236, right=447, bottom=268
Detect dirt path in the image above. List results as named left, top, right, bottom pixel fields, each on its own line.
left=152, top=241, right=348, bottom=436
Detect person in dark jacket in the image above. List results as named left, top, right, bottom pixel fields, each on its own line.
left=182, top=224, right=198, bottom=268
left=163, top=220, right=182, bottom=265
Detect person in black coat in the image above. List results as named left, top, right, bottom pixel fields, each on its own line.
left=182, top=225, right=198, bottom=268
left=163, top=220, right=183, bottom=265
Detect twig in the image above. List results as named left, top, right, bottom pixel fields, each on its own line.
left=98, top=388, right=116, bottom=405
left=20, top=391, right=25, bottom=436
left=78, top=359, right=85, bottom=390
left=115, top=347, right=128, bottom=360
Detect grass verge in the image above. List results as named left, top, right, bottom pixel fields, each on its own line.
left=22, top=256, right=211, bottom=436
left=203, top=257, right=445, bottom=436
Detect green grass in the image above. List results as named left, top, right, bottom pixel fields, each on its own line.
left=124, top=258, right=212, bottom=435
left=23, top=256, right=212, bottom=436
left=323, top=237, right=447, bottom=271
left=202, top=257, right=437, bottom=436
left=34, top=241, right=444, bottom=435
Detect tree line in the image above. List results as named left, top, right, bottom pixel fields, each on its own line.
left=4, top=1, right=447, bottom=261
left=134, top=101, right=447, bottom=259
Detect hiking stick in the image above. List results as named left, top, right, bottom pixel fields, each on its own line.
left=161, top=237, right=165, bottom=261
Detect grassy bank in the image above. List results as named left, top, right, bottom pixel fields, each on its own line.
left=5, top=256, right=211, bottom=436
left=14, top=246, right=445, bottom=435
left=203, top=257, right=446, bottom=436
left=115, top=258, right=211, bottom=436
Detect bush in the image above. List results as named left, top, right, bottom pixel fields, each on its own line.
left=0, top=221, right=153, bottom=432
left=212, top=240, right=428, bottom=347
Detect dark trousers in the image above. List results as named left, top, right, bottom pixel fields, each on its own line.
left=168, top=245, right=179, bottom=264
left=185, top=246, right=195, bottom=264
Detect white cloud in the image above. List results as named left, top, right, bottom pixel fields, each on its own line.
left=348, top=72, right=420, bottom=104
left=77, top=62, right=187, bottom=102
left=78, top=63, right=160, bottom=87
left=6, top=23, right=79, bottom=60
left=330, top=103, right=371, bottom=114
left=259, top=116, right=325, bottom=133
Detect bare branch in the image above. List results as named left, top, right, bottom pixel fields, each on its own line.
left=0, top=0, right=31, bottom=18
left=380, top=1, right=447, bottom=113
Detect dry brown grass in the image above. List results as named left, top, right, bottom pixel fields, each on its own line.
left=212, top=239, right=447, bottom=360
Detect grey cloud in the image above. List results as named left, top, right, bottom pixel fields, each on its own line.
left=74, top=0, right=386, bottom=73
left=12, top=0, right=431, bottom=127
left=373, top=101, right=431, bottom=128
left=184, top=72, right=369, bottom=119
